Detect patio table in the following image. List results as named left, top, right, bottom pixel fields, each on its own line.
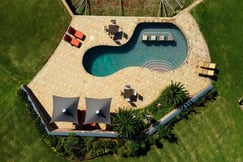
left=108, top=24, right=119, bottom=35
left=124, top=88, right=133, bottom=99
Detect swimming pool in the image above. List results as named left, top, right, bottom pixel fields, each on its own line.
left=83, top=23, right=188, bottom=77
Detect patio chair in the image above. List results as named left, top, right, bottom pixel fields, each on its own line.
left=198, top=61, right=216, bottom=69
left=104, top=26, right=109, bottom=32
left=64, top=34, right=81, bottom=48
left=111, top=19, right=116, bottom=24
left=197, top=67, right=215, bottom=76
left=132, top=90, right=137, bottom=96
left=68, top=26, right=85, bottom=41
left=120, top=90, right=124, bottom=96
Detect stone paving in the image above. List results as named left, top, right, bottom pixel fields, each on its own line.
left=28, top=2, right=211, bottom=129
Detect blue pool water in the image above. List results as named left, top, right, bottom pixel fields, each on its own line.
left=83, top=23, right=188, bottom=77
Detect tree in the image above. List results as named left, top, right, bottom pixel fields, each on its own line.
left=161, top=81, right=190, bottom=107
left=112, top=107, right=145, bottom=139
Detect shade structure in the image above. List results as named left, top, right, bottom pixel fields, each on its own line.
left=50, top=96, right=79, bottom=124
left=84, top=97, right=112, bottom=125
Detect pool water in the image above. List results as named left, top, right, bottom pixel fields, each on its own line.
left=83, top=23, right=188, bottom=77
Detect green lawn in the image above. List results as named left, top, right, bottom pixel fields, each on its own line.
left=0, top=0, right=243, bottom=162
left=0, top=0, right=70, bottom=161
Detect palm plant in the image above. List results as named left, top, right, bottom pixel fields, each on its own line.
left=161, top=81, right=190, bottom=107
left=112, top=107, right=145, bottom=139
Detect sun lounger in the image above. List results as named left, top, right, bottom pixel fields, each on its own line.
left=142, top=34, right=148, bottom=41
left=141, top=32, right=174, bottom=42
left=68, top=26, right=85, bottom=40
left=167, top=35, right=174, bottom=41
left=197, top=67, right=214, bottom=76
left=64, top=34, right=81, bottom=48
left=198, top=61, right=216, bottom=69
left=158, top=35, right=165, bottom=41
left=150, top=35, right=156, bottom=41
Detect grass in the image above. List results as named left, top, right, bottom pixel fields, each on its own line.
left=0, top=0, right=70, bottom=161
left=93, top=0, right=243, bottom=161
left=0, top=0, right=243, bottom=162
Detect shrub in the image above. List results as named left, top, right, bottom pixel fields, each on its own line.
left=112, top=108, right=146, bottom=139
left=160, top=81, right=190, bottom=107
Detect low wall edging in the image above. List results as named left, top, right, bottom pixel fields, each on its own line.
left=21, top=84, right=213, bottom=137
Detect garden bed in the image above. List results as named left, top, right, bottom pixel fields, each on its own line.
left=66, top=0, right=196, bottom=16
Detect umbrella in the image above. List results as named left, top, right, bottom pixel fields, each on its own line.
left=84, top=97, right=112, bottom=124
left=50, top=95, right=79, bottom=124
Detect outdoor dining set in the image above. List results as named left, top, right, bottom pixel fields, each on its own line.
left=120, top=85, right=143, bottom=106
left=104, top=19, right=128, bottom=43
left=63, top=26, right=86, bottom=48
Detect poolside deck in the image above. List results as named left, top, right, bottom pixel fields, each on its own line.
left=28, top=11, right=211, bottom=129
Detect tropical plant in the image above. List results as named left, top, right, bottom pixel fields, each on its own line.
left=61, top=133, right=79, bottom=156
left=60, top=133, right=87, bottom=159
left=160, top=81, right=190, bottom=107
left=112, top=107, right=145, bottom=139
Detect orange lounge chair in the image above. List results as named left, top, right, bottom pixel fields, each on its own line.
left=197, top=67, right=215, bottom=76
left=90, top=122, right=96, bottom=127
left=64, top=34, right=81, bottom=48
left=68, top=26, right=85, bottom=40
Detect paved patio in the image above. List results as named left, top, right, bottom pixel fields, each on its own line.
left=28, top=9, right=211, bottom=129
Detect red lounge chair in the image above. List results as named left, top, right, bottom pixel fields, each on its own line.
left=90, top=122, right=96, bottom=127
left=64, top=34, right=81, bottom=48
left=68, top=26, right=85, bottom=40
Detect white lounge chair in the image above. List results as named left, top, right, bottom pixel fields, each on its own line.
left=142, top=34, right=148, bottom=41
left=197, top=67, right=215, bottom=76
left=150, top=35, right=156, bottom=41
left=198, top=61, right=216, bottom=69
left=158, top=35, right=165, bottom=41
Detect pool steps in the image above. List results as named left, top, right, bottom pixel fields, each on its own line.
left=143, top=60, right=175, bottom=72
